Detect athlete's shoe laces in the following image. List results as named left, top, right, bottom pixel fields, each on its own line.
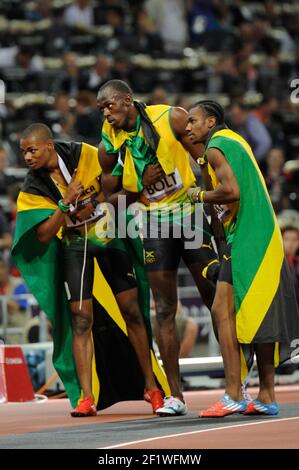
left=143, top=388, right=164, bottom=413
left=241, top=382, right=253, bottom=402
left=242, top=399, right=279, bottom=416
left=155, top=396, right=188, bottom=416
left=70, top=395, right=97, bottom=417
left=199, top=393, right=247, bottom=418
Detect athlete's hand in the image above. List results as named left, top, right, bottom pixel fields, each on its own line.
left=73, top=202, right=95, bottom=222
left=187, top=186, right=201, bottom=203
left=63, top=169, right=83, bottom=205
left=142, top=164, right=165, bottom=186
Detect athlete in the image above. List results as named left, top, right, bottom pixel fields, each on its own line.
left=186, top=100, right=299, bottom=417
left=97, top=80, right=220, bottom=416
left=15, top=123, right=164, bottom=416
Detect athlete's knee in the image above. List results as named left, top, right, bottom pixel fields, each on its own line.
left=211, top=301, right=230, bottom=327
left=71, top=311, right=93, bottom=336
left=122, top=300, right=143, bottom=327
left=155, top=298, right=177, bottom=326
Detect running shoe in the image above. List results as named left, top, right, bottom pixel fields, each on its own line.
left=144, top=388, right=164, bottom=413
left=155, top=396, right=188, bottom=416
left=199, top=393, right=247, bottom=418
left=242, top=399, right=279, bottom=416
left=70, top=395, right=97, bottom=417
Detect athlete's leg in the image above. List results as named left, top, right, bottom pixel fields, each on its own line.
left=70, top=299, right=94, bottom=398
left=211, top=280, right=242, bottom=401
left=182, top=210, right=219, bottom=317
left=188, top=261, right=216, bottom=309
left=148, top=269, right=183, bottom=399
left=187, top=261, right=218, bottom=340
left=255, top=343, right=276, bottom=403
left=143, top=233, right=184, bottom=400
left=63, top=236, right=95, bottom=400
left=198, top=279, right=246, bottom=418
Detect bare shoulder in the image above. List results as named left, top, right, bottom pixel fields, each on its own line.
left=169, top=106, right=188, bottom=137
left=98, top=142, right=117, bottom=172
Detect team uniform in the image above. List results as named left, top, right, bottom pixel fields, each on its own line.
left=48, top=143, right=137, bottom=302
left=102, top=104, right=219, bottom=274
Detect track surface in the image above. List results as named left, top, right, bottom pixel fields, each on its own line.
left=0, top=386, right=298, bottom=449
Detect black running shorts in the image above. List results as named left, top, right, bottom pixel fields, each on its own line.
left=142, top=209, right=218, bottom=271
left=218, top=243, right=232, bottom=285
left=63, top=234, right=137, bottom=302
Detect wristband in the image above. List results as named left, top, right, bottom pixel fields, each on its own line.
left=197, top=156, right=206, bottom=166
left=58, top=199, right=71, bottom=213
left=91, top=198, right=98, bottom=209
left=199, top=191, right=205, bottom=203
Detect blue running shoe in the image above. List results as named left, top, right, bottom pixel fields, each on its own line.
left=242, top=399, right=279, bottom=416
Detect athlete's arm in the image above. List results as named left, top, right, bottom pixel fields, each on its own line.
left=170, top=107, right=206, bottom=161
left=36, top=209, right=66, bottom=244
left=98, top=142, right=137, bottom=207
left=74, top=189, right=105, bottom=222
left=201, top=148, right=240, bottom=204
left=36, top=173, right=83, bottom=244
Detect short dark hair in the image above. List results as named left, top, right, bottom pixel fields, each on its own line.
left=97, top=79, right=133, bottom=99
left=193, top=100, right=225, bottom=125
left=20, top=123, right=53, bottom=141
left=281, top=225, right=299, bottom=236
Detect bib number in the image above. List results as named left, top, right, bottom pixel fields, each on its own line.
left=143, top=168, right=183, bottom=202
left=65, top=204, right=105, bottom=228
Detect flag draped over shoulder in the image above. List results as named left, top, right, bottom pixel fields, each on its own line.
left=12, top=141, right=169, bottom=409
left=207, top=129, right=299, bottom=378
left=101, top=102, right=176, bottom=193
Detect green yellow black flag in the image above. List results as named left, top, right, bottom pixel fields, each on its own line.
left=206, top=129, right=299, bottom=378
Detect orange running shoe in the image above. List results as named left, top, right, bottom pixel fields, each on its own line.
left=144, top=388, right=164, bottom=414
left=199, top=394, right=247, bottom=418
left=70, top=396, right=97, bottom=417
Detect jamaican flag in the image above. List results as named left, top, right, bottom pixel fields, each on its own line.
left=206, top=129, right=299, bottom=378
left=12, top=141, right=169, bottom=409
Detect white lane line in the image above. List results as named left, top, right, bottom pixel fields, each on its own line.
left=99, top=416, right=299, bottom=449
left=185, top=385, right=299, bottom=397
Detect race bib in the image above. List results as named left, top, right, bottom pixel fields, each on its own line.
left=143, top=168, right=183, bottom=202
left=65, top=203, right=105, bottom=228
left=214, top=204, right=231, bottom=223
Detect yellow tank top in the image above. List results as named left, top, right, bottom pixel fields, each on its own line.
left=139, top=105, right=196, bottom=210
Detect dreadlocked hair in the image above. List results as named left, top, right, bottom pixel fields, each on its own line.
left=194, top=100, right=225, bottom=125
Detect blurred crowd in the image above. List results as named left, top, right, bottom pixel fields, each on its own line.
left=0, top=0, right=298, bottom=344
